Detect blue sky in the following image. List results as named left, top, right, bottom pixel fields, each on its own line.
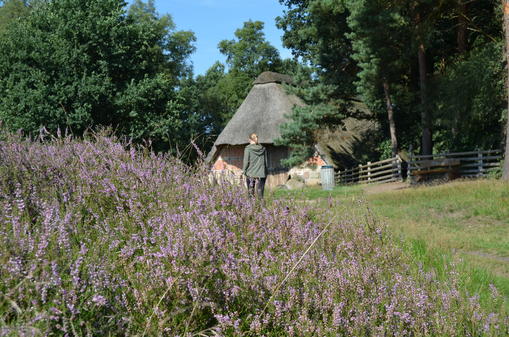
left=130, top=0, right=292, bottom=75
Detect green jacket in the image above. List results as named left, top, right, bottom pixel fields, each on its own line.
left=242, top=144, right=267, bottom=178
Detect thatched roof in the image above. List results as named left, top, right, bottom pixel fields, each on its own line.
left=206, top=72, right=303, bottom=163
left=315, top=101, right=380, bottom=169
left=206, top=72, right=380, bottom=167
left=253, top=71, right=294, bottom=85
left=214, top=73, right=304, bottom=147
left=316, top=119, right=379, bottom=169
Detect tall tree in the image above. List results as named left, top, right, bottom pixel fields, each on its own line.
left=128, top=0, right=195, bottom=79
left=414, top=6, right=433, bottom=155
left=456, top=0, right=468, bottom=53
left=346, top=0, right=413, bottom=157
left=432, top=0, right=504, bottom=152
left=218, top=20, right=282, bottom=78
left=278, top=0, right=504, bottom=163
left=401, top=0, right=450, bottom=155
left=277, top=0, right=357, bottom=96
left=275, top=0, right=362, bottom=165
left=215, top=20, right=284, bottom=119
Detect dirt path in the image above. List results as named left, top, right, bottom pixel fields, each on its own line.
left=363, top=181, right=410, bottom=195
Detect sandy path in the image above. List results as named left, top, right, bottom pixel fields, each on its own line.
left=363, top=181, right=410, bottom=195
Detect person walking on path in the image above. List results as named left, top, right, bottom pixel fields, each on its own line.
left=242, top=133, right=267, bottom=199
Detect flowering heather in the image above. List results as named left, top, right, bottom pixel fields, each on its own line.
left=0, top=133, right=507, bottom=336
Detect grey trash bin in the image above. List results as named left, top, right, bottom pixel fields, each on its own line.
left=320, top=165, right=335, bottom=191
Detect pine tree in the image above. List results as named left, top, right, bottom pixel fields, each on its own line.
left=346, top=0, right=413, bottom=157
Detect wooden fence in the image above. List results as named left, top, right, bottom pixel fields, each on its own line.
left=335, top=149, right=503, bottom=186
left=335, top=156, right=403, bottom=185
left=408, top=149, right=502, bottom=178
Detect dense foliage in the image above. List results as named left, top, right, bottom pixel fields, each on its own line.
left=1, top=0, right=505, bottom=165
left=276, top=0, right=506, bottom=163
left=0, top=134, right=507, bottom=335
left=275, top=67, right=352, bottom=167
left=0, top=0, right=198, bottom=153
left=0, top=0, right=29, bottom=34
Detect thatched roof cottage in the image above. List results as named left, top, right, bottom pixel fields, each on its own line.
left=206, top=71, right=327, bottom=188
left=207, top=71, right=380, bottom=188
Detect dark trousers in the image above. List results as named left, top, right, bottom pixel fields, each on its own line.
left=246, top=176, right=266, bottom=199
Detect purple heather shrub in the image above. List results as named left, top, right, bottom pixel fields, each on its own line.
left=0, top=132, right=507, bottom=336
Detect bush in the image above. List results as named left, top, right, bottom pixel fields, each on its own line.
left=0, top=134, right=507, bottom=335
left=487, top=160, right=503, bottom=179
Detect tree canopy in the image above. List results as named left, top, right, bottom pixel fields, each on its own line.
left=276, top=0, right=505, bottom=164
left=0, top=0, right=197, bottom=153
left=0, top=0, right=506, bottom=167
left=0, top=0, right=30, bottom=34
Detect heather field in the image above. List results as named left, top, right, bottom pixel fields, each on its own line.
left=273, top=180, right=509, bottom=311
left=1, top=135, right=508, bottom=336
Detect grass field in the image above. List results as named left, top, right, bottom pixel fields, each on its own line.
left=271, top=178, right=509, bottom=311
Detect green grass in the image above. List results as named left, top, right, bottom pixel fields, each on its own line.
left=368, top=179, right=509, bottom=264
left=272, top=178, right=509, bottom=312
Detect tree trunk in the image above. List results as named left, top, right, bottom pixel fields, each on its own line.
left=418, top=42, right=432, bottom=155
left=383, top=80, right=398, bottom=157
left=457, top=1, right=468, bottom=54
left=503, top=0, right=509, bottom=179
left=447, top=2, right=468, bottom=145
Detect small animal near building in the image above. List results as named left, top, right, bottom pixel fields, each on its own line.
left=206, top=71, right=327, bottom=189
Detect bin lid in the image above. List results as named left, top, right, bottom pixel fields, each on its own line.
left=321, top=165, right=333, bottom=169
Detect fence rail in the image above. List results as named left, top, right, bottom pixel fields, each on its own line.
left=408, top=149, right=502, bottom=179
left=335, top=149, right=503, bottom=186
left=335, top=156, right=403, bottom=185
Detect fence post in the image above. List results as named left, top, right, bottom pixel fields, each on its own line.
left=367, top=162, right=372, bottom=183
left=478, top=151, right=484, bottom=177
left=397, top=157, right=402, bottom=181
left=408, top=152, right=413, bottom=179
left=358, top=164, right=362, bottom=183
